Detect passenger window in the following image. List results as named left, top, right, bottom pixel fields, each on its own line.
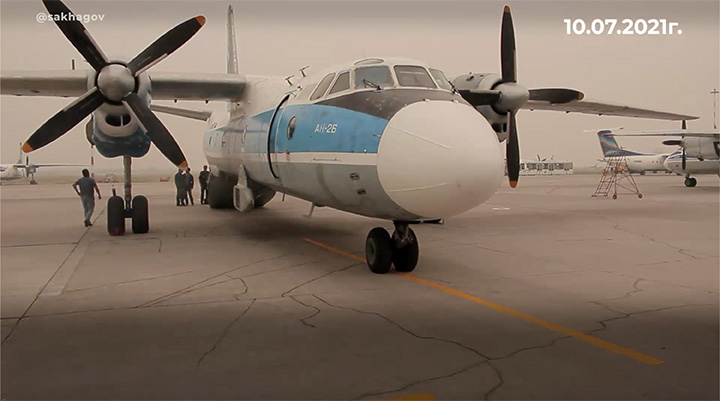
left=355, top=66, right=394, bottom=89
left=394, top=65, right=437, bottom=89
left=328, top=71, right=350, bottom=95
left=429, top=68, right=453, bottom=91
left=310, top=73, right=336, bottom=100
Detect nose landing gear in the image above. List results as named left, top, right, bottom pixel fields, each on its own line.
left=106, top=156, right=149, bottom=235
left=365, top=222, right=420, bottom=274
left=684, top=175, right=698, bottom=187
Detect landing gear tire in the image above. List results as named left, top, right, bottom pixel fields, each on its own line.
left=684, top=177, right=697, bottom=187
left=365, top=227, right=394, bottom=274
left=107, top=195, right=125, bottom=236
left=131, top=195, right=149, bottom=234
left=392, top=228, right=419, bottom=272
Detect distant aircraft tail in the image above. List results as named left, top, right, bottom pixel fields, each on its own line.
left=597, top=130, right=642, bottom=157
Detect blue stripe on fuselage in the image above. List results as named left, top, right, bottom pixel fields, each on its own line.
left=213, top=104, right=388, bottom=154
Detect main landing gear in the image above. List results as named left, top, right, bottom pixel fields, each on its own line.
left=365, top=221, right=419, bottom=274
left=684, top=174, right=698, bottom=187
left=106, top=156, right=149, bottom=235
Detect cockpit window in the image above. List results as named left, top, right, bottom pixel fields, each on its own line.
left=429, top=68, right=453, bottom=91
left=0, top=166, right=6, bottom=172
left=394, top=65, right=437, bottom=89
left=355, top=66, right=394, bottom=89
left=328, top=71, right=350, bottom=95
left=310, top=73, right=336, bottom=100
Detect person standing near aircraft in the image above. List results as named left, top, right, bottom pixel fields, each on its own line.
left=72, top=169, right=101, bottom=227
left=185, top=167, right=195, bottom=205
left=198, top=165, right=209, bottom=204
left=174, top=168, right=187, bottom=206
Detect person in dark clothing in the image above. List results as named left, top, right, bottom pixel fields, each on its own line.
left=185, top=167, right=195, bottom=206
left=198, top=165, right=210, bottom=204
left=72, top=169, right=101, bottom=227
left=174, top=169, right=187, bottom=206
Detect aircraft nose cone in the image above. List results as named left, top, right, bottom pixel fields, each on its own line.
left=377, top=100, right=504, bottom=219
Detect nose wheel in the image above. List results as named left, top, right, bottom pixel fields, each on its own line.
left=107, top=156, right=150, bottom=235
left=684, top=175, right=697, bottom=187
left=365, top=222, right=420, bottom=274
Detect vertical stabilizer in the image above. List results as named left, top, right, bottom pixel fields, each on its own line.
left=597, top=130, right=642, bottom=157
left=227, top=5, right=238, bottom=75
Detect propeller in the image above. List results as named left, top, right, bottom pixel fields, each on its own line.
left=22, top=0, right=203, bottom=169
left=456, top=6, right=587, bottom=188
left=681, top=120, right=687, bottom=170
left=498, top=6, right=523, bottom=188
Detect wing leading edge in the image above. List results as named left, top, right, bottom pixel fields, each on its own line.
left=1, top=70, right=246, bottom=102
left=522, top=98, right=697, bottom=121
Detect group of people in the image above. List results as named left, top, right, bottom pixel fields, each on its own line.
left=71, top=165, right=212, bottom=228
left=175, top=165, right=210, bottom=206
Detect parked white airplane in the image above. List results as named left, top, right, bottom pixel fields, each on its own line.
left=662, top=150, right=719, bottom=187
left=595, top=130, right=670, bottom=174
left=0, top=147, right=85, bottom=184
left=1, top=1, right=698, bottom=273
left=614, top=121, right=720, bottom=186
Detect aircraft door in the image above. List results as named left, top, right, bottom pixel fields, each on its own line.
left=267, top=94, right=290, bottom=180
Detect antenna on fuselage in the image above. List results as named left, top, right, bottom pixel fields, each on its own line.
left=285, top=75, right=294, bottom=86
left=299, top=66, right=310, bottom=77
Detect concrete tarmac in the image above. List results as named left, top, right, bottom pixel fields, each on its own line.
left=1, top=174, right=718, bottom=400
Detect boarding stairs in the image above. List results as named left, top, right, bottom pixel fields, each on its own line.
left=592, top=156, right=642, bottom=199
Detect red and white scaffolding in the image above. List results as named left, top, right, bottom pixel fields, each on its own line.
left=592, top=156, right=642, bottom=199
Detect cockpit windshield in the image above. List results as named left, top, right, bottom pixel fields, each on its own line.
left=354, top=66, right=394, bottom=89
left=394, top=65, right=437, bottom=89
left=0, top=166, right=6, bottom=172
left=429, top=68, right=453, bottom=91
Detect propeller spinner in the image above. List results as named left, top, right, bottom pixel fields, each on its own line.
left=22, top=0, right=204, bottom=169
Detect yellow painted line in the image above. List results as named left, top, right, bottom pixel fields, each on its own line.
left=302, top=237, right=664, bottom=366
left=383, top=393, right=437, bottom=400
left=302, top=237, right=366, bottom=262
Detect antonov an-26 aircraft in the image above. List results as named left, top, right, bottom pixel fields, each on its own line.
left=2, top=0, right=698, bottom=273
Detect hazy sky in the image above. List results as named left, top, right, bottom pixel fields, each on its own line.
left=1, top=0, right=718, bottom=170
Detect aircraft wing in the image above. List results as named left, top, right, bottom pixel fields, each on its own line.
left=612, top=130, right=720, bottom=138
left=1, top=70, right=246, bottom=101
left=522, top=98, right=698, bottom=121
left=12, top=163, right=87, bottom=168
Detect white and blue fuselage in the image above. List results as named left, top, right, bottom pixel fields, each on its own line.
left=204, top=58, right=504, bottom=221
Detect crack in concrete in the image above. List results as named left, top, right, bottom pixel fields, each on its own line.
left=598, top=278, right=645, bottom=303
left=138, top=253, right=291, bottom=307
left=311, top=294, right=503, bottom=400
left=287, top=295, right=321, bottom=328
left=1, top=242, right=78, bottom=248
left=600, top=216, right=707, bottom=260
left=63, top=270, right=194, bottom=294
left=280, top=262, right=359, bottom=298
left=592, top=268, right=719, bottom=295
left=239, top=258, right=326, bottom=279
left=588, top=302, right=715, bottom=336
left=196, top=298, right=256, bottom=368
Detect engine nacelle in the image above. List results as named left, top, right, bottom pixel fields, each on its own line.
left=87, top=67, right=151, bottom=138
left=683, top=137, right=720, bottom=160
left=452, top=72, right=508, bottom=142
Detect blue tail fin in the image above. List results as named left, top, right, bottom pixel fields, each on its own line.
left=597, top=130, right=641, bottom=157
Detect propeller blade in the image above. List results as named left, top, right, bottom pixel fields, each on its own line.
left=23, top=88, right=105, bottom=153
left=682, top=148, right=686, bottom=170
left=662, top=139, right=682, bottom=146
left=457, top=89, right=501, bottom=107
left=123, top=93, right=187, bottom=168
left=529, top=88, right=584, bottom=104
left=500, top=5, right=517, bottom=83
left=42, top=0, right=108, bottom=71
left=127, top=16, right=206, bottom=76
left=506, top=112, right=520, bottom=187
